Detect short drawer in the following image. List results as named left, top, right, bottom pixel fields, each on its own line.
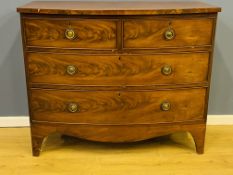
left=123, top=18, right=213, bottom=48
left=23, top=18, right=117, bottom=49
left=27, top=52, right=209, bottom=85
left=30, top=88, right=206, bottom=124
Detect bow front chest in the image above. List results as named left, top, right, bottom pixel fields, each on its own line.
left=17, top=1, right=221, bottom=156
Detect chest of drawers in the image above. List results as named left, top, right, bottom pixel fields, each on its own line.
left=17, top=1, right=221, bottom=156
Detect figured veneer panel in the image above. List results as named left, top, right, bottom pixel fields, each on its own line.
left=27, top=52, right=209, bottom=86
left=123, top=18, right=214, bottom=48
left=30, top=88, right=206, bottom=124
left=24, top=18, right=117, bottom=49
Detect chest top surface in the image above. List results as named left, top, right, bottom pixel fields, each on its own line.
left=17, top=1, right=221, bottom=15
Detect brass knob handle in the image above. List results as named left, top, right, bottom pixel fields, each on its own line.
left=66, top=65, right=77, bottom=75
left=161, top=65, right=172, bottom=76
left=161, top=101, right=171, bottom=111
left=65, top=29, right=76, bottom=40
left=67, top=103, right=79, bottom=113
left=164, top=28, right=175, bottom=40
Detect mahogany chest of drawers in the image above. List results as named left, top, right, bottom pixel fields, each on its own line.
left=17, top=1, right=221, bottom=156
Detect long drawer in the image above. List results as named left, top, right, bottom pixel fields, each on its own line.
left=30, top=88, right=206, bottom=124
left=27, top=52, right=209, bottom=86
left=23, top=18, right=117, bottom=49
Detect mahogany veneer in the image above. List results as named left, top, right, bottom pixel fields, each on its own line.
left=17, top=1, right=221, bottom=156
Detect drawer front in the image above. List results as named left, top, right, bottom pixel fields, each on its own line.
left=24, top=18, right=117, bottom=49
left=28, top=52, right=209, bottom=85
left=30, top=88, right=206, bottom=124
left=123, top=18, right=213, bottom=48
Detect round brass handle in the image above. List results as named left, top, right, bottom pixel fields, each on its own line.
left=65, top=29, right=76, bottom=40
left=67, top=103, right=79, bottom=113
left=161, top=101, right=171, bottom=111
left=164, top=29, right=175, bottom=40
left=161, top=65, right=172, bottom=76
left=66, top=65, right=77, bottom=75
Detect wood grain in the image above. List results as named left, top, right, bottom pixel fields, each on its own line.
left=17, top=1, right=221, bottom=15
left=30, top=122, right=206, bottom=156
left=31, top=122, right=206, bottom=143
left=24, top=18, right=117, bottom=49
left=123, top=18, right=214, bottom=48
left=27, top=52, right=209, bottom=86
left=1, top=126, right=233, bottom=174
left=18, top=1, right=220, bottom=156
left=30, top=88, right=206, bottom=124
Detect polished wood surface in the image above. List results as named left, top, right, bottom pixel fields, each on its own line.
left=30, top=88, right=206, bottom=124
left=1, top=126, right=233, bottom=175
left=30, top=122, right=206, bottom=156
left=27, top=52, right=209, bottom=86
left=123, top=18, right=213, bottom=48
left=24, top=18, right=117, bottom=49
left=18, top=1, right=220, bottom=156
left=17, top=1, right=221, bottom=15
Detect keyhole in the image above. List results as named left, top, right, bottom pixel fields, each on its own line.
left=118, top=92, right=121, bottom=97
left=118, top=56, right=121, bottom=61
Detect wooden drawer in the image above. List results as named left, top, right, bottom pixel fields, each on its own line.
left=123, top=18, right=213, bottom=49
left=30, top=88, right=206, bottom=124
left=27, top=52, right=209, bottom=86
left=23, top=18, right=117, bottom=49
